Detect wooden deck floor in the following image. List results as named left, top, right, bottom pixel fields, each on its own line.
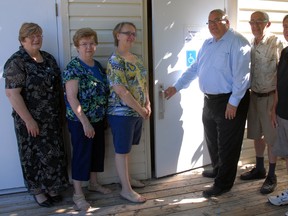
left=1, top=137, right=288, bottom=216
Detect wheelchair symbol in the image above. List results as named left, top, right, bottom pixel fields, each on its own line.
left=186, top=50, right=196, bottom=67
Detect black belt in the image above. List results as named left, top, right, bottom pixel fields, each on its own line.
left=204, top=92, right=231, bottom=100
left=252, top=90, right=275, bottom=97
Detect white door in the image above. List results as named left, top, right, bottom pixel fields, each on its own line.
left=152, top=0, right=225, bottom=177
left=0, top=0, right=59, bottom=192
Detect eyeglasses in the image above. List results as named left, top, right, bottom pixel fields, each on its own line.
left=79, top=43, right=97, bottom=48
left=249, top=20, right=268, bottom=25
left=27, top=34, right=43, bottom=40
left=206, top=19, right=226, bottom=25
left=119, top=31, right=137, bottom=37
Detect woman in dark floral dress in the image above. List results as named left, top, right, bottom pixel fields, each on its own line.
left=3, top=23, right=69, bottom=207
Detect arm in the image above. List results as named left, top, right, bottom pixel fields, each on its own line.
left=145, top=86, right=151, bottom=118
left=174, top=62, right=198, bottom=92
left=226, top=36, right=251, bottom=119
left=113, top=84, right=149, bottom=119
left=165, top=61, right=198, bottom=99
left=165, top=40, right=206, bottom=100
left=270, top=39, right=283, bottom=128
left=271, top=86, right=278, bottom=128
left=3, top=56, right=39, bottom=135
left=5, top=88, right=39, bottom=137
left=229, top=43, right=251, bottom=107
left=65, top=80, right=95, bottom=138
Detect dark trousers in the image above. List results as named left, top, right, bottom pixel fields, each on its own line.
left=68, top=120, right=105, bottom=181
left=202, top=90, right=249, bottom=189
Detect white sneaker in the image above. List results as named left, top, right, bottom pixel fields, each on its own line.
left=285, top=211, right=288, bottom=216
left=268, top=189, right=288, bottom=206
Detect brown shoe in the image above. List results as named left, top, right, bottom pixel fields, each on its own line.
left=202, top=185, right=230, bottom=198
left=240, top=168, right=266, bottom=180
left=202, top=169, right=218, bottom=178
left=260, top=175, right=277, bottom=194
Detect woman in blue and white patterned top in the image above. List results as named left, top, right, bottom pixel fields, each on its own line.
left=62, top=28, right=110, bottom=211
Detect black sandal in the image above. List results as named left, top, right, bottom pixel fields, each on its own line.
left=33, top=194, right=53, bottom=207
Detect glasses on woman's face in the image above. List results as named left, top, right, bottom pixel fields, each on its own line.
left=27, top=34, right=43, bottom=40
left=119, top=31, right=137, bottom=37
left=78, top=42, right=97, bottom=48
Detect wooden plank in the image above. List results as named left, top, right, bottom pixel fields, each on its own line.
left=69, top=17, right=143, bottom=30
left=69, top=0, right=142, bottom=3
left=1, top=138, right=288, bottom=216
left=69, top=3, right=142, bottom=17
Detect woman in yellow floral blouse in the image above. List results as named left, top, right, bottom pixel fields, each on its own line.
left=106, top=22, right=151, bottom=203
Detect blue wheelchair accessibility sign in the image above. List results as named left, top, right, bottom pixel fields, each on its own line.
left=186, top=50, right=196, bottom=67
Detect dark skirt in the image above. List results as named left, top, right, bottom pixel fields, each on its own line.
left=13, top=115, right=69, bottom=195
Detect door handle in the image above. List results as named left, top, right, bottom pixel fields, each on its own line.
left=158, top=83, right=165, bottom=119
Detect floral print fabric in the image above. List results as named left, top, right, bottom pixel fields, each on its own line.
left=3, top=46, right=69, bottom=194
left=62, top=57, right=109, bottom=123
left=106, top=52, right=148, bottom=117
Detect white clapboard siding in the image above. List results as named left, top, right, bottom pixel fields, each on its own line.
left=63, top=0, right=150, bottom=185
left=68, top=0, right=144, bottom=65
left=237, top=0, right=288, bottom=42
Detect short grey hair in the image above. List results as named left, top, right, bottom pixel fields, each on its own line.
left=252, top=11, right=270, bottom=22
left=209, top=9, right=228, bottom=21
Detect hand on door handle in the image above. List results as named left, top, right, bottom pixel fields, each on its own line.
left=164, top=86, right=177, bottom=100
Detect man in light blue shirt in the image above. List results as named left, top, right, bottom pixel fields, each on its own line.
left=165, top=9, right=251, bottom=197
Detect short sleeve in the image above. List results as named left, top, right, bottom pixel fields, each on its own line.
left=106, top=55, right=128, bottom=87
left=62, top=59, right=81, bottom=84
left=3, top=58, right=26, bottom=89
